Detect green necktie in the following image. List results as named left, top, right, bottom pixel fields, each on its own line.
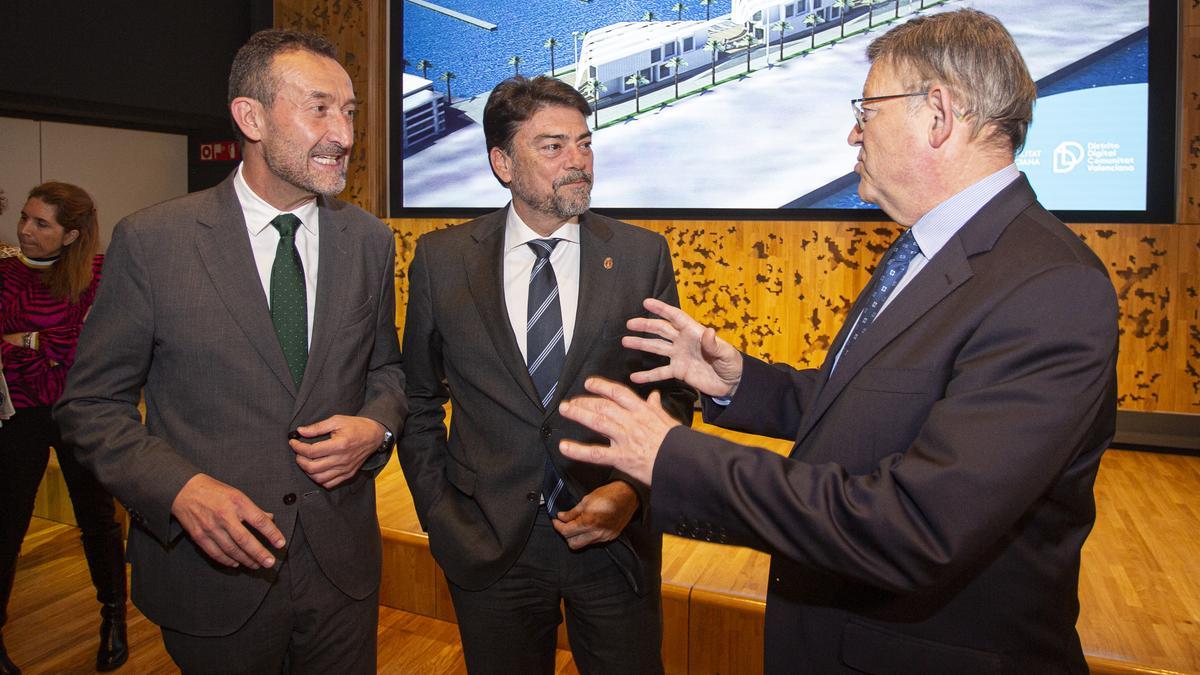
left=270, top=213, right=308, bottom=387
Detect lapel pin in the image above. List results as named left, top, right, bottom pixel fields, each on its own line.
left=603, top=256, right=614, bottom=270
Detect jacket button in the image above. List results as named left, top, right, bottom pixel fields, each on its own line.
left=526, top=491, right=539, bottom=502
left=283, top=493, right=297, bottom=505
left=540, top=425, right=551, bottom=438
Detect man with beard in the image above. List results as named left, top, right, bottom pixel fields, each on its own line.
left=55, top=29, right=406, bottom=672
left=397, top=75, right=695, bottom=674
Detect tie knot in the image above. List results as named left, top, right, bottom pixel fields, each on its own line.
left=272, top=213, right=302, bottom=238
left=890, top=229, right=921, bottom=262
left=527, top=238, right=561, bottom=261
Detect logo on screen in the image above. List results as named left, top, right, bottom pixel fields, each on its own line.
left=1053, top=142, right=1085, bottom=174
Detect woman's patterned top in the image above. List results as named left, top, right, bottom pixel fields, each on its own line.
left=0, top=254, right=103, bottom=408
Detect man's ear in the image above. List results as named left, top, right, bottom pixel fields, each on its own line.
left=927, top=85, right=954, bottom=149
left=490, top=146, right=513, bottom=185
left=231, top=97, right=266, bottom=142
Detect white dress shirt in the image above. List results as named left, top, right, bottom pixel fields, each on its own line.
left=502, top=206, right=581, bottom=361
left=233, top=164, right=320, bottom=347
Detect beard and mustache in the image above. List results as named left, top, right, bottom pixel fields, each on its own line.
left=510, top=167, right=593, bottom=219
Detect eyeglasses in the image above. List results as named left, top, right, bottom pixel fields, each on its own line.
left=850, top=92, right=929, bottom=128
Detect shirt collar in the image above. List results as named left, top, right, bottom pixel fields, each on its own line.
left=234, top=164, right=320, bottom=237
left=909, top=164, right=1020, bottom=260
left=503, top=203, right=581, bottom=253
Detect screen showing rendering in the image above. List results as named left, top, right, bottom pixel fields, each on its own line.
left=393, top=0, right=1172, bottom=220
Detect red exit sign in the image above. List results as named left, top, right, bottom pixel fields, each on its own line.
left=199, top=141, right=240, bottom=162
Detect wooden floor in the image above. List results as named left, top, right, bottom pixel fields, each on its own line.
left=14, top=423, right=1200, bottom=673
left=5, top=519, right=578, bottom=674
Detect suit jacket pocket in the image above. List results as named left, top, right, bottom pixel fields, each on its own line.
left=850, top=367, right=939, bottom=395
left=840, top=619, right=1003, bottom=675
left=445, top=455, right=477, bottom=497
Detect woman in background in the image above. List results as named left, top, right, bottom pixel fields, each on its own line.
left=0, top=182, right=127, bottom=674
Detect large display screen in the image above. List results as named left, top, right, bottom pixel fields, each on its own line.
left=390, top=0, right=1176, bottom=222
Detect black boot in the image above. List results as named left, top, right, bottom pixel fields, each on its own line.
left=81, top=527, right=128, bottom=671
left=96, top=600, right=127, bottom=672
left=0, top=634, right=20, bottom=675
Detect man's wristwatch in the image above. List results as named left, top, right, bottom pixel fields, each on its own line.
left=378, top=428, right=395, bottom=453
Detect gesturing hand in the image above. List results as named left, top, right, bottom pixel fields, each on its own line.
left=623, top=298, right=743, bottom=398
left=291, top=415, right=386, bottom=488
left=558, top=377, right=682, bottom=486
left=171, top=474, right=285, bottom=569
left=551, top=480, right=639, bottom=550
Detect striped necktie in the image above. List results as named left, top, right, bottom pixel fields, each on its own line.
left=526, top=239, right=576, bottom=517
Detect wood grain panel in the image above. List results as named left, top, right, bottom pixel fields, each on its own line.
left=1181, top=26, right=1200, bottom=224
left=1176, top=225, right=1200, bottom=409
left=389, top=217, right=1200, bottom=413
left=274, top=0, right=388, bottom=216
left=1071, top=224, right=1178, bottom=410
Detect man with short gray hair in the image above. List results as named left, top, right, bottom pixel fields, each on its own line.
left=556, top=9, right=1118, bottom=672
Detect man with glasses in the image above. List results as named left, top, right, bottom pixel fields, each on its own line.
left=554, top=9, right=1118, bottom=673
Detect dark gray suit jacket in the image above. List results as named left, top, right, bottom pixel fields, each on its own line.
left=653, top=176, right=1118, bottom=674
left=398, top=208, right=696, bottom=594
left=55, top=173, right=407, bottom=636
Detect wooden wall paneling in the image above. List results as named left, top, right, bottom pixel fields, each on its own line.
left=275, top=0, right=388, bottom=216
left=688, top=589, right=766, bottom=675
left=1071, top=224, right=1179, bottom=410
left=1181, top=25, right=1200, bottom=224
left=1177, top=224, right=1200, bottom=409
left=379, top=528, right=438, bottom=616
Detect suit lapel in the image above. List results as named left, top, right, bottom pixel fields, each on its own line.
left=557, top=213, right=616, bottom=408
left=794, top=175, right=1038, bottom=446
left=463, top=210, right=545, bottom=411
left=293, top=198, right=351, bottom=412
left=193, top=177, right=297, bottom=396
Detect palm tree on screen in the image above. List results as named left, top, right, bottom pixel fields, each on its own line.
left=742, top=33, right=756, bottom=73
left=416, top=59, right=433, bottom=80
left=672, top=2, right=686, bottom=20
left=833, top=0, right=848, bottom=38
left=508, top=55, right=522, bottom=76
left=643, top=10, right=656, bottom=21
left=700, top=0, right=714, bottom=20
left=667, top=56, right=687, bottom=98
left=772, top=20, right=791, bottom=60
left=579, top=78, right=607, bottom=128
left=805, top=13, right=818, bottom=50
left=438, top=71, right=456, bottom=105
left=706, top=38, right=724, bottom=85
left=545, top=37, right=558, bottom=76
left=626, top=72, right=649, bottom=113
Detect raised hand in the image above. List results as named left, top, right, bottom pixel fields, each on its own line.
left=623, top=298, right=743, bottom=398
left=558, top=378, right=682, bottom=486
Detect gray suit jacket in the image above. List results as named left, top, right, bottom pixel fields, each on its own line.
left=55, top=173, right=407, bottom=636
left=398, top=208, right=696, bottom=594
left=653, top=176, right=1118, bottom=673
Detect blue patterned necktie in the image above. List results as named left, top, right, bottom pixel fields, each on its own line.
left=270, top=213, right=308, bottom=387
left=841, top=228, right=921, bottom=356
left=526, top=239, right=577, bottom=517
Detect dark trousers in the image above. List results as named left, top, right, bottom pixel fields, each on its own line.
left=161, top=517, right=379, bottom=675
left=447, top=509, right=664, bottom=675
left=0, top=406, right=125, bottom=628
